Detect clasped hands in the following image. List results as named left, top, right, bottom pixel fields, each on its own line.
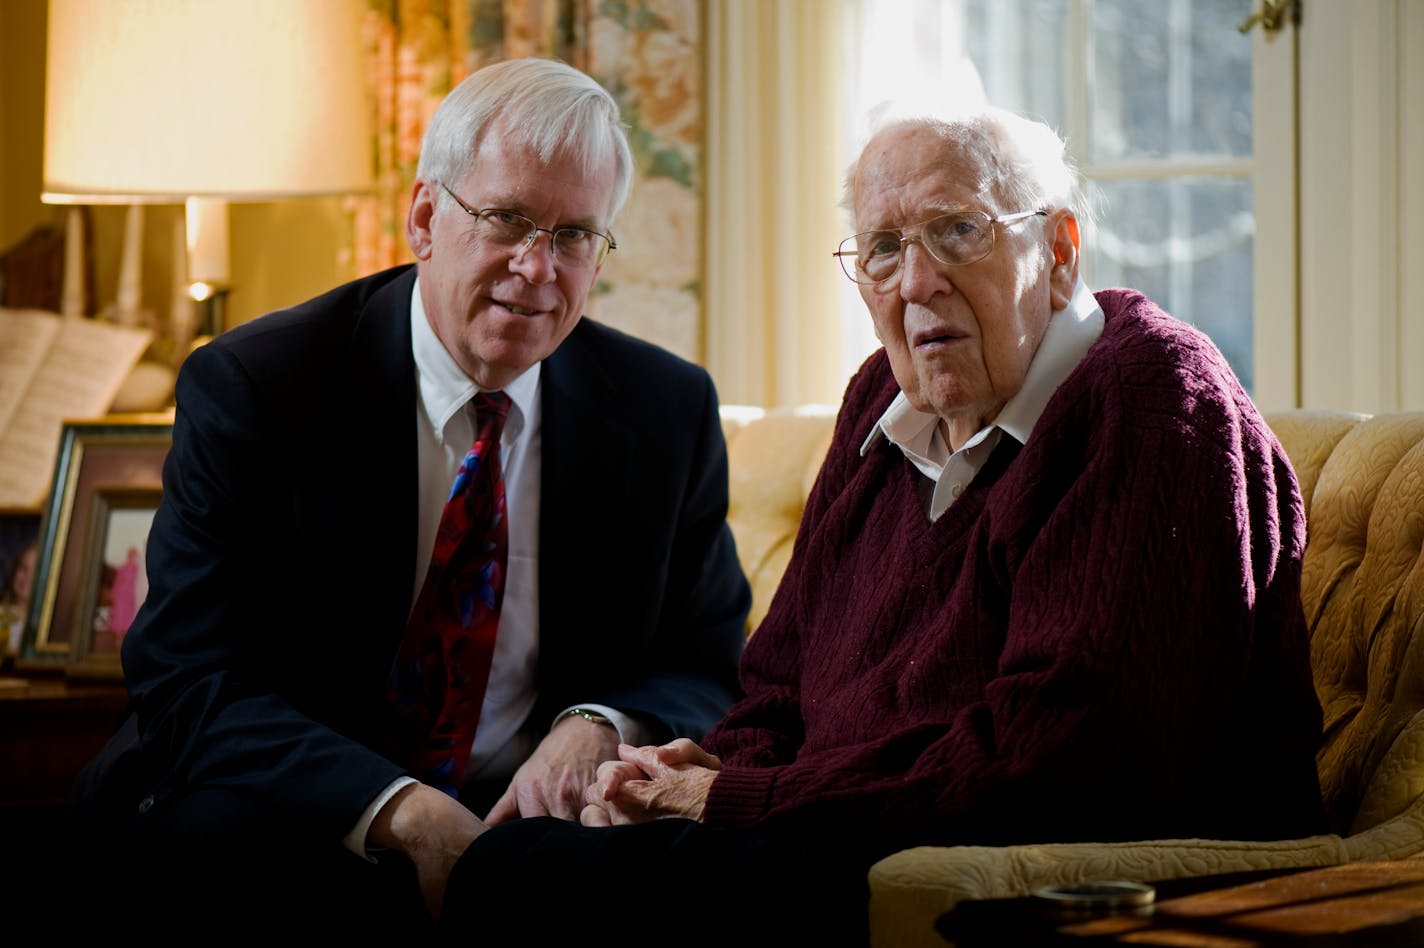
left=579, top=737, right=721, bottom=826
left=382, top=735, right=720, bottom=922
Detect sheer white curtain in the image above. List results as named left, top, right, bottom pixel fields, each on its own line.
left=703, top=0, right=846, bottom=409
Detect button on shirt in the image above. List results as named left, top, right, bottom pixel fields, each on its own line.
left=860, top=278, right=1106, bottom=520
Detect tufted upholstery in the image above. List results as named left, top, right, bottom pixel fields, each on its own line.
left=721, top=404, right=837, bottom=635
left=720, top=406, right=1424, bottom=947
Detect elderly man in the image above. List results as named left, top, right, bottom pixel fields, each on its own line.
left=430, top=103, right=1327, bottom=946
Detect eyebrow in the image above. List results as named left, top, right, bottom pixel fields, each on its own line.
left=480, top=197, right=606, bottom=234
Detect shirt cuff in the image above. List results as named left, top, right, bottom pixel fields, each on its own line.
left=344, top=775, right=418, bottom=861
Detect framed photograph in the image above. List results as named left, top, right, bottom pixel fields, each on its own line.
left=19, top=413, right=173, bottom=674
left=0, top=507, right=43, bottom=662
left=68, top=486, right=161, bottom=679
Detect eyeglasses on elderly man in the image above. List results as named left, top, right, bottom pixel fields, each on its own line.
left=834, top=207, right=1047, bottom=285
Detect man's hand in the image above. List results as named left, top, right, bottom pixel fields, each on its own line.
left=368, top=782, right=487, bottom=922
left=580, top=738, right=720, bottom=826
left=483, top=712, right=621, bottom=825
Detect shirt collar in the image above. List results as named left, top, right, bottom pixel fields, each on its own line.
left=410, top=278, right=539, bottom=437
left=993, top=275, right=1103, bottom=443
left=860, top=276, right=1104, bottom=460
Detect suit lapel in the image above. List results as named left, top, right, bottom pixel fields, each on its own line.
left=538, top=322, right=636, bottom=642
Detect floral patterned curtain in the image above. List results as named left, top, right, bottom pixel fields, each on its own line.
left=354, top=0, right=703, bottom=362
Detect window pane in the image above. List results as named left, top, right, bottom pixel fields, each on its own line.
left=1091, top=0, right=1253, bottom=160
left=1087, top=176, right=1255, bottom=389
left=963, top=0, right=1068, bottom=127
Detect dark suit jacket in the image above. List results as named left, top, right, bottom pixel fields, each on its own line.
left=75, top=264, right=749, bottom=843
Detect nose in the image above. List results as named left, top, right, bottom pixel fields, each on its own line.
left=510, top=230, right=558, bottom=284
left=898, top=239, right=948, bottom=304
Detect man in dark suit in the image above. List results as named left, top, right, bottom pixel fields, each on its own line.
left=66, top=57, right=748, bottom=936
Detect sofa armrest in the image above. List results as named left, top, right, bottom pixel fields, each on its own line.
left=867, top=835, right=1348, bottom=948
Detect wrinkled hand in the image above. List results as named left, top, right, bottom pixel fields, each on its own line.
left=368, top=782, right=486, bottom=922
left=580, top=738, right=721, bottom=826
left=483, top=713, right=621, bottom=825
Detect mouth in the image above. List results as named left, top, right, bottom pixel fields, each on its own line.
left=493, top=298, right=545, bottom=317
left=912, top=328, right=964, bottom=348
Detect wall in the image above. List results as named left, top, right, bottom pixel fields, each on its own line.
left=1298, top=0, right=1424, bottom=413
left=1, top=0, right=60, bottom=260
left=0, top=0, right=355, bottom=331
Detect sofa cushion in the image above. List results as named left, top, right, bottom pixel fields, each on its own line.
left=1268, top=411, right=1424, bottom=838
left=721, top=404, right=836, bottom=635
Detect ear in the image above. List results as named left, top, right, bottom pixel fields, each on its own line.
left=1048, top=210, right=1079, bottom=310
left=406, top=178, right=438, bottom=261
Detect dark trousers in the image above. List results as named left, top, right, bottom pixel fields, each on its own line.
left=442, top=816, right=872, bottom=947
left=64, top=784, right=433, bottom=943
left=66, top=753, right=869, bottom=946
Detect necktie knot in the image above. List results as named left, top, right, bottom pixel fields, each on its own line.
left=472, top=390, right=511, bottom=440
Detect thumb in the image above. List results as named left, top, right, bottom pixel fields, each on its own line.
left=483, top=786, right=518, bottom=826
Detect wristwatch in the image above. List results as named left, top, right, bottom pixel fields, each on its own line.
left=560, top=707, right=615, bottom=728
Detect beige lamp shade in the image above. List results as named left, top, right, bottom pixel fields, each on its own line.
left=42, top=0, right=373, bottom=204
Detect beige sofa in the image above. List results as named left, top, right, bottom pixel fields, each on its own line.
left=720, top=405, right=1424, bottom=947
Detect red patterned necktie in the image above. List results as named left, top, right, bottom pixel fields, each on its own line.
left=384, top=391, right=511, bottom=796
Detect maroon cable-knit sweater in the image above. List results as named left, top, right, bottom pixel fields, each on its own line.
left=701, top=289, right=1327, bottom=863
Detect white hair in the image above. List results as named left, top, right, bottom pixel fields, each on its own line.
left=416, top=58, right=635, bottom=222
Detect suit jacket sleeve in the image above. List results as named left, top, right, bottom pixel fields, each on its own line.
left=116, top=271, right=417, bottom=840
left=534, top=321, right=750, bottom=744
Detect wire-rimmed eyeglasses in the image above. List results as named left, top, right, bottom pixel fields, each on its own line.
left=834, top=208, right=1047, bottom=285
left=440, top=182, right=617, bottom=269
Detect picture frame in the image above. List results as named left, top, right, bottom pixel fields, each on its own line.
left=68, top=486, right=162, bottom=680
left=19, top=413, right=173, bottom=675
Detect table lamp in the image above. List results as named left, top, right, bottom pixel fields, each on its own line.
left=41, top=0, right=373, bottom=345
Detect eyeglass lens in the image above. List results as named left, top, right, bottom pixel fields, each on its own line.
left=845, top=211, right=995, bottom=283
left=477, top=209, right=610, bottom=267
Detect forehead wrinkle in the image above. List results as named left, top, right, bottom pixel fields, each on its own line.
left=855, top=128, right=997, bottom=230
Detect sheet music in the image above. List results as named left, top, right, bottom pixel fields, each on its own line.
left=0, top=309, right=61, bottom=438
left=0, top=310, right=152, bottom=508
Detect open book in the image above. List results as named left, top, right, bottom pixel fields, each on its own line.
left=0, top=308, right=153, bottom=509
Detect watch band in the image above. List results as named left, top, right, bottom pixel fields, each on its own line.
left=561, top=707, right=615, bottom=728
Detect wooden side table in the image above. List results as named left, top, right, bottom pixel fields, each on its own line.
left=0, top=674, right=127, bottom=807
left=937, top=860, right=1424, bottom=947
left=1, top=674, right=128, bottom=915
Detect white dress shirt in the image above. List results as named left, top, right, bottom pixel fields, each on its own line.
left=344, top=280, right=649, bottom=856
left=860, top=278, right=1106, bottom=520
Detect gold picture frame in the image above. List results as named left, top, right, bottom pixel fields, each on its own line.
left=19, top=413, right=173, bottom=674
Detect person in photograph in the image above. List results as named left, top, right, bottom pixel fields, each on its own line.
left=65, top=56, right=749, bottom=938
left=0, top=537, right=37, bottom=655
left=107, top=545, right=141, bottom=637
